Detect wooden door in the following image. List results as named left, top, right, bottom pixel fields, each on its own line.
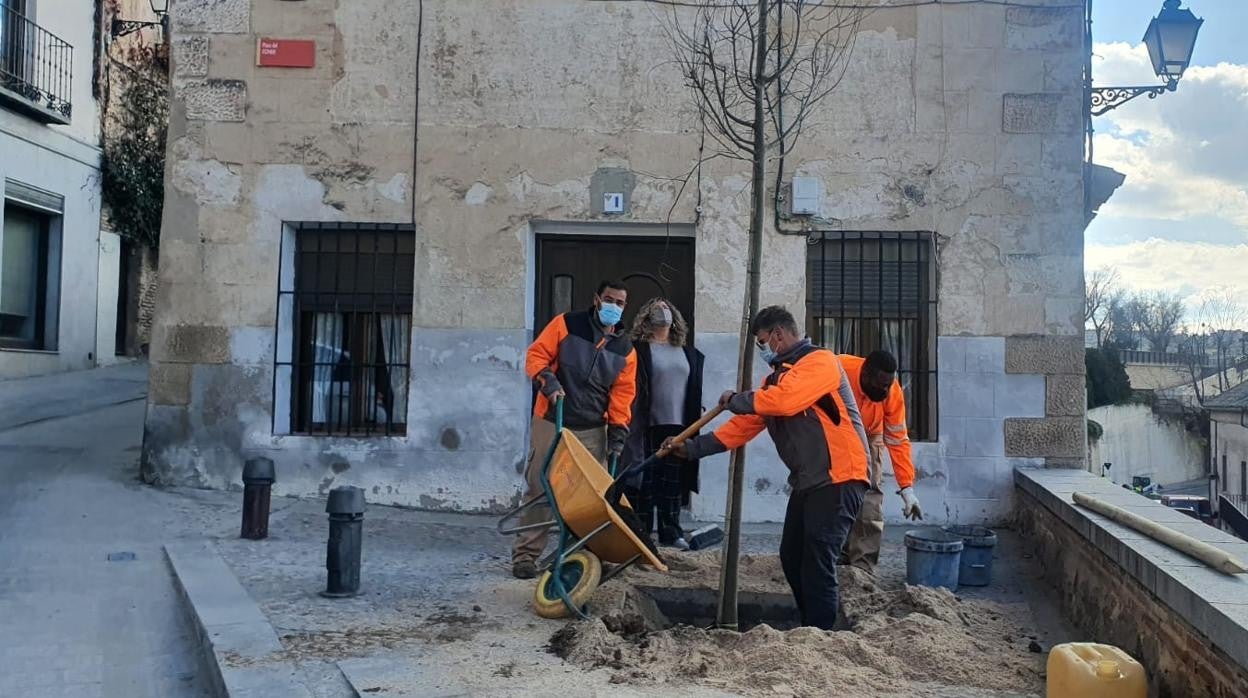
left=534, top=235, right=696, bottom=336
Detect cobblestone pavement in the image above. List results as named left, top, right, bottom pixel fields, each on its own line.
left=216, top=495, right=1073, bottom=696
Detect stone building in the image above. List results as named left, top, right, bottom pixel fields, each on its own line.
left=1, top=0, right=112, bottom=377
left=144, top=0, right=1090, bottom=525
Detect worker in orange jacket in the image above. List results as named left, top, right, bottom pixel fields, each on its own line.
left=511, top=280, right=637, bottom=580
left=667, top=306, right=869, bottom=630
left=837, top=351, right=923, bottom=575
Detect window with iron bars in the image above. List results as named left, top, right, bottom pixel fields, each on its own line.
left=806, top=231, right=937, bottom=441
left=275, top=223, right=414, bottom=437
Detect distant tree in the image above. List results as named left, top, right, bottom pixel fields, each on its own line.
left=1105, top=298, right=1138, bottom=350
left=1086, top=348, right=1132, bottom=409
left=1198, top=288, right=1247, bottom=391
left=1085, top=267, right=1121, bottom=348
left=1130, top=291, right=1185, bottom=354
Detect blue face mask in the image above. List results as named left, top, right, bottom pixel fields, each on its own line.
left=759, top=345, right=777, bottom=365
left=598, top=302, right=623, bottom=327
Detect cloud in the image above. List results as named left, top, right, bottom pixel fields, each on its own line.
left=1086, top=239, right=1248, bottom=303
left=1090, top=42, right=1248, bottom=232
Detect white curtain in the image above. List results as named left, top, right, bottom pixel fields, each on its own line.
left=881, top=319, right=916, bottom=423
left=378, top=314, right=410, bottom=426
left=821, top=318, right=858, bottom=353
left=311, top=312, right=344, bottom=426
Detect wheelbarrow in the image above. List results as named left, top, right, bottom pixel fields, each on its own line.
left=498, top=399, right=723, bottom=619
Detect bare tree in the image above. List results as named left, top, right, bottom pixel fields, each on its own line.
left=1085, top=267, right=1120, bottom=348
left=663, top=0, right=865, bottom=628
left=1198, top=288, right=1247, bottom=391
left=1131, top=291, right=1186, bottom=355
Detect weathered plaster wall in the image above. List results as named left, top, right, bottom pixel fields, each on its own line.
left=145, top=0, right=1086, bottom=523
left=95, top=231, right=122, bottom=366
left=1088, top=403, right=1206, bottom=488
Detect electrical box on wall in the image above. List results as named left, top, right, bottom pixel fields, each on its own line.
left=790, top=176, right=821, bottom=216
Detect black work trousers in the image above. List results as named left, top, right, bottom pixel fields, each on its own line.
left=630, top=424, right=686, bottom=544
left=779, top=480, right=866, bottom=631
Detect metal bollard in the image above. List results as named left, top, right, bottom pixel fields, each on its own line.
left=240, top=457, right=275, bottom=540
left=321, top=485, right=365, bottom=598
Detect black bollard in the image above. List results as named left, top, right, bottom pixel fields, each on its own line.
left=321, top=485, right=365, bottom=598
left=240, top=457, right=275, bottom=540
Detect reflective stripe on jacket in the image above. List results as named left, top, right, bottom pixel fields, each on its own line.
left=527, top=309, right=637, bottom=429
left=689, top=341, right=869, bottom=491
left=838, top=354, right=915, bottom=489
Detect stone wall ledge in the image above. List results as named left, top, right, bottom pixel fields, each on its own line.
left=1015, top=467, right=1248, bottom=673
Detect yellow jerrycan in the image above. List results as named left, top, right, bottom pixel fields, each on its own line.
left=1047, top=643, right=1147, bottom=698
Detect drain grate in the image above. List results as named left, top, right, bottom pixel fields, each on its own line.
left=106, top=552, right=136, bottom=562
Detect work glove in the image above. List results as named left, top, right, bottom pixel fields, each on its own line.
left=537, top=369, right=564, bottom=398
left=607, top=425, right=628, bottom=459
left=899, top=487, right=922, bottom=521
left=720, top=390, right=755, bottom=415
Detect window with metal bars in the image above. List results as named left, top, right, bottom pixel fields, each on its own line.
left=806, top=231, right=937, bottom=441
left=275, top=223, right=414, bottom=436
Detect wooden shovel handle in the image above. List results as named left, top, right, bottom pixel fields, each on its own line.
left=656, top=404, right=725, bottom=457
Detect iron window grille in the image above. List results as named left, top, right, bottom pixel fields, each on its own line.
left=276, top=223, right=414, bottom=437
left=0, top=0, right=73, bottom=123
left=806, top=231, right=938, bottom=441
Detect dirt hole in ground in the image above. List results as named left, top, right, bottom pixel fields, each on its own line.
left=547, top=551, right=1047, bottom=697
left=632, top=586, right=803, bottom=631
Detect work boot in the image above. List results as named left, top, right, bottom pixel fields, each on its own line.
left=512, top=560, right=537, bottom=580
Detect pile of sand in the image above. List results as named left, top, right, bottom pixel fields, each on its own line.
left=548, top=552, right=1046, bottom=696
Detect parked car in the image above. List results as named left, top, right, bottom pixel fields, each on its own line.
left=1161, top=495, right=1217, bottom=525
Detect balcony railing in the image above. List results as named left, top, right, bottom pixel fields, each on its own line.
left=1115, top=349, right=1204, bottom=367
left=0, top=4, right=72, bottom=124
left=1220, top=494, right=1248, bottom=542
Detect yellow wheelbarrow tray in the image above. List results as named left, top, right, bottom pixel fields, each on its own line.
left=498, top=400, right=723, bottom=619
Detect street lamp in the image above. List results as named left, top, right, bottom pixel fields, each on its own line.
left=1083, top=1, right=1203, bottom=220
left=111, top=0, right=170, bottom=39
left=1089, top=0, right=1204, bottom=116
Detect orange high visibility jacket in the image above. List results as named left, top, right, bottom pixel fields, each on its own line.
left=527, top=309, right=637, bottom=429
left=838, top=354, right=916, bottom=489
left=686, top=341, right=869, bottom=492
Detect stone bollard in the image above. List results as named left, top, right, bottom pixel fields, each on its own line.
left=240, top=457, right=275, bottom=540
left=321, top=485, right=365, bottom=598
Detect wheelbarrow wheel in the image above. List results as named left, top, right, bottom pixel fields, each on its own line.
left=533, top=550, right=602, bottom=619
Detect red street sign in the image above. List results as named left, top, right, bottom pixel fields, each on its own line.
left=257, top=38, right=316, bottom=68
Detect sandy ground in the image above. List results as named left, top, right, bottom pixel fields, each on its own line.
left=216, top=498, right=1076, bottom=697
left=553, top=552, right=1055, bottom=696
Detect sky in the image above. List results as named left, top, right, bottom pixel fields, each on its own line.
left=1084, top=0, right=1248, bottom=313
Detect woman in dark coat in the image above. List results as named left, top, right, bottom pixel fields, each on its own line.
left=621, top=297, right=705, bottom=548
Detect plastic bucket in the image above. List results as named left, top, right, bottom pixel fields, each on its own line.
left=943, top=524, right=998, bottom=587
left=904, top=528, right=964, bottom=590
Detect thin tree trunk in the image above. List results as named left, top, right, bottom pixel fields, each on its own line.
left=716, top=0, right=769, bottom=630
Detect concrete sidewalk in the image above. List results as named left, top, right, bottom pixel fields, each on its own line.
left=0, top=361, right=148, bottom=432
left=0, top=364, right=243, bottom=697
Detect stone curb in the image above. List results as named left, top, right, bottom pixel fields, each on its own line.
left=164, top=542, right=313, bottom=697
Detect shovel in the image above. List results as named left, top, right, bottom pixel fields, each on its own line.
left=606, top=404, right=725, bottom=509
